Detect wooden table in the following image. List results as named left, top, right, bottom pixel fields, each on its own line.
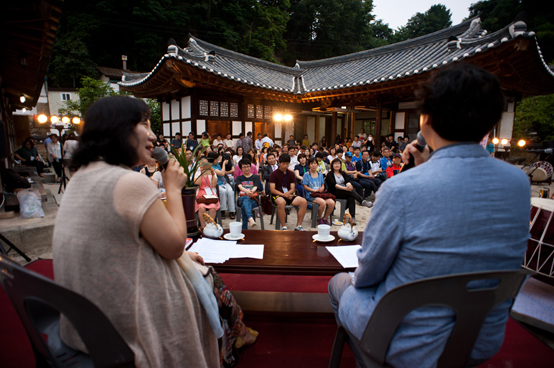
left=210, top=229, right=361, bottom=276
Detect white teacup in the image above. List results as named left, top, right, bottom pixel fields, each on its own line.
left=317, top=224, right=331, bottom=239
left=229, top=222, right=243, bottom=237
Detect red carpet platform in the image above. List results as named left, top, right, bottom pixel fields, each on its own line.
left=1, top=260, right=553, bottom=367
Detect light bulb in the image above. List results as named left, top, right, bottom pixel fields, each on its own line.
left=492, top=138, right=499, bottom=145
left=274, top=114, right=283, bottom=121
left=37, top=114, right=48, bottom=123
left=51, top=116, right=59, bottom=124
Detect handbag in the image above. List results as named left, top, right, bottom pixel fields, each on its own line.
left=310, top=191, right=336, bottom=200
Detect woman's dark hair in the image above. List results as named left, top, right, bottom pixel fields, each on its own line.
left=307, top=157, right=317, bottom=166
left=72, top=96, right=150, bottom=168
left=415, top=63, right=504, bottom=142
left=207, top=151, right=219, bottom=163
left=236, top=146, right=244, bottom=156
left=22, top=137, right=35, bottom=148
left=331, top=158, right=344, bottom=175
left=298, top=153, right=306, bottom=160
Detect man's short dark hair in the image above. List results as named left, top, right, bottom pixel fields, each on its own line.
left=274, top=144, right=281, bottom=149
left=247, top=131, right=252, bottom=136
left=239, top=158, right=251, bottom=168
left=300, top=145, right=307, bottom=150
left=337, top=148, right=343, bottom=153
left=372, top=150, right=381, bottom=157
left=354, top=146, right=361, bottom=151
left=239, top=133, right=244, bottom=138
left=362, top=150, right=370, bottom=156
left=416, top=63, right=504, bottom=142
left=266, top=152, right=275, bottom=160
left=279, top=153, right=291, bottom=163
left=307, top=157, right=317, bottom=166
left=243, top=153, right=252, bottom=162
left=315, top=152, right=326, bottom=159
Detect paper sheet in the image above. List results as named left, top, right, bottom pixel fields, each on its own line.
left=232, top=244, right=264, bottom=259
left=188, top=239, right=264, bottom=263
left=189, top=238, right=236, bottom=263
left=326, top=245, right=361, bottom=269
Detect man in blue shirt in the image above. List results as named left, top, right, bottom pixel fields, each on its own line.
left=379, top=147, right=392, bottom=174
left=328, top=64, right=529, bottom=368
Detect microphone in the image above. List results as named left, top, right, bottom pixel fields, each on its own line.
left=152, top=147, right=169, bottom=170
left=399, top=131, right=427, bottom=173
left=527, top=148, right=553, bottom=154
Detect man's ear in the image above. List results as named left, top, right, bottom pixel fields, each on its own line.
left=420, top=113, right=431, bottom=127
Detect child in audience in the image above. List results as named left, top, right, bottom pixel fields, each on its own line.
left=370, top=150, right=386, bottom=182
left=386, top=153, right=404, bottom=177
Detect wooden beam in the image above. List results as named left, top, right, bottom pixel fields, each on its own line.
left=375, top=97, right=382, bottom=147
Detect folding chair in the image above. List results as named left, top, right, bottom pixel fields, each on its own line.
left=329, top=269, right=531, bottom=368
left=0, top=255, right=134, bottom=368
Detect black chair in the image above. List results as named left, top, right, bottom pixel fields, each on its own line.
left=329, top=269, right=531, bottom=368
left=0, top=255, right=134, bottom=368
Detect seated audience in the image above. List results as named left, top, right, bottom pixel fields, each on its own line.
left=236, top=158, right=262, bottom=229
left=379, top=147, right=393, bottom=174
left=386, top=153, right=403, bottom=177
left=352, top=146, right=362, bottom=163
left=15, top=137, right=45, bottom=176
left=370, top=150, right=386, bottom=183
left=294, top=153, right=309, bottom=197
left=261, top=152, right=279, bottom=194
left=195, top=158, right=219, bottom=230
left=355, top=150, right=380, bottom=195
left=301, top=134, right=310, bottom=147
left=326, top=159, right=373, bottom=226
left=210, top=152, right=236, bottom=220
left=233, top=146, right=244, bottom=165
left=269, top=154, right=308, bottom=231
left=303, top=158, right=335, bottom=225
left=184, top=132, right=198, bottom=151
left=328, top=63, right=529, bottom=368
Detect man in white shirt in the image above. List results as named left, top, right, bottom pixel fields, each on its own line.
left=261, top=134, right=274, bottom=147
left=288, top=146, right=298, bottom=167
left=223, top=133, right=234, bottom=149
left=351, top=136, right=362, bottom=148
left=255, top=133, right=263, bottom=150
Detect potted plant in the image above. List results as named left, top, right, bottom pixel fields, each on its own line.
left=171, top=144, right=211, bottom=237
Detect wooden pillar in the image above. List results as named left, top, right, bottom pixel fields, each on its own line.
left=331, top=112, right=337, bottom=146
left=390, top=110, right=396, bottom=136
left=315, top=117, right=319, bottom=144
left=375, top=98, right=382, bottom=148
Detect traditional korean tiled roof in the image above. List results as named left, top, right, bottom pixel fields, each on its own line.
left=120, top=16, right=554, bottom=97
left=298, top=17, right=552, bottom=93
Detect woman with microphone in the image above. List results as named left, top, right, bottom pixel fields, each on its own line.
left=52, top=96, right=257, bottom=368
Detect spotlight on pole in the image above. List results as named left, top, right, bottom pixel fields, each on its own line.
left=492, top=137, right=499, bottom=145
left=501, top=139, right=508, bottom=145
left=518, top=140, right=526, bottom=147
left=72, top=117, right=81, bottom=125
left=284, top=114, right=293, bottom=122
left=37, top=114, right=48, bottom=123
left=62, top=116, right=70, bottom=124
left=274, top=114, right=283, bottom=122
left=51, top=116, right=59, bottom=124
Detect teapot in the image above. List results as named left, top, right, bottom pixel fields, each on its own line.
left=202, top=213, right=224, bottom=239
left=337, top=213, right=358, bottom=242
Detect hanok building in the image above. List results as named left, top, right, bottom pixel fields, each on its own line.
left=120, top=16, right=554, bottom=148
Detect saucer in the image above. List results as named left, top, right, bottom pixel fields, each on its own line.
left=312, top=234, right=335, bottom=243
left=224, top=233, right=245, bottom=240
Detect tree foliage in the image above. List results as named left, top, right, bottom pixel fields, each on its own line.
left=514, top=94, right=554, bottom=141
left=395, top=4, right=452, bottom=42
left=468, top=0, right=554, bottom=63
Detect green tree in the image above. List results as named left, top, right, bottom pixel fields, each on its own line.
left=514, top=94, right=554, bottom=141
left=59, top=77, right=120, bottom=118
left=284, top=0, right=383, bottom=63
left=147, top=99, right=162, bottom=134
left=468, top=0, right=554, bottom=64
left=395, top=4, right=452, bottom=42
